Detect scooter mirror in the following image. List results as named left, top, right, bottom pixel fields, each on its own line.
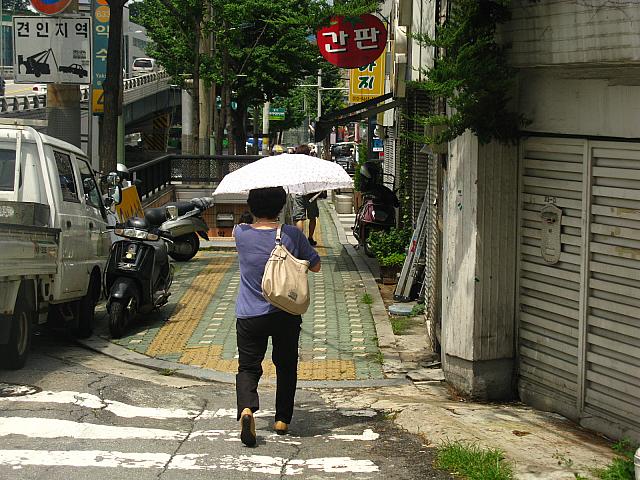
left=106, top=172, right=120, bottom=186
left=166, top=205, right=178, bottom=220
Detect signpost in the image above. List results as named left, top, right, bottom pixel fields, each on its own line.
left=91, top=0, right=109, bottom=114
left=316, top=14, right=387, bottom=69
left=13, top=16, right=91, bottom=85
left=349, top=50, right=385, bottom=103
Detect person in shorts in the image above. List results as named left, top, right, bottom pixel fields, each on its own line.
left=292, top=144, right=319, bottom=245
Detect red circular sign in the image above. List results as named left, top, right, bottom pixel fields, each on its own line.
left=317, top=14, right=387, bottom=69
left=30, top=0, right=73, bottom=15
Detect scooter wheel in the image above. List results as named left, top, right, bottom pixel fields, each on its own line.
left=109, top=299, right=130, bottom=339
left=169, top=233, right=200, bottom=262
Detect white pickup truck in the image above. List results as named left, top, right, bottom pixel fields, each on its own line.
left=0, top=122, right=110, bottom=369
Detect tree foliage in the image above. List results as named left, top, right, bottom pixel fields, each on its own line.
left=2, top=0, right=31, bottom=12
left=134, top=0, right=379, bottom=152
left=410, top=0, right=527, bottom=145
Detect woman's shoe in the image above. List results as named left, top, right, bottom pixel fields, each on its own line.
left=274, top=421, right=288, bottom=435
left=240, top=408, right=256, bottom=447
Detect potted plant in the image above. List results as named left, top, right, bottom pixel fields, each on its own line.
left=378, top=252, right=407, bottom=284
left=368, top=227, right=411, bottom=284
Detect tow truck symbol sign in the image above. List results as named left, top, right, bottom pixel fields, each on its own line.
left=17, top=49, right=88, bottom=78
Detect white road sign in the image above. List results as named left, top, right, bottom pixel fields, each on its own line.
left=13, top=16, right=92, bottom=85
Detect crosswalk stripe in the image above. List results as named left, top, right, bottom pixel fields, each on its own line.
left=0, top=391, right=275, bottom=419
left=0, top=450, right=380, bottom=474
left=0, top=417, right=378, bottom=444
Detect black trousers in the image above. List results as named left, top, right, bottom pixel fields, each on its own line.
left=236, top=311, right=302, bottom=424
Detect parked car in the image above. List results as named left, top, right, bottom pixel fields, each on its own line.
left=131, top=57, right=157, bottom=77
left=0, top=122, right=110, bottom=369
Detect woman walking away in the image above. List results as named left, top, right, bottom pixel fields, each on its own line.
left=234, top=186, right=321, bottom=447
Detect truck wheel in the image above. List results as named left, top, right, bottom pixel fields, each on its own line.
left=109, top=298, right=133, bottom=339
left=73, top=275, right=100, bottom=339
left=0, top=302, right=33, bottom=370
left=169, top=233, right=199, bottom=262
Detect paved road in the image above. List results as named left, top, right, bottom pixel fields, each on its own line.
left=0, top=333, right=452, bottom=479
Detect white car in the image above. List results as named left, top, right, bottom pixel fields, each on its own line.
left=131, top=57, right=157, bottom=77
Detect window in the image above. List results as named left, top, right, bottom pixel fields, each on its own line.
left=77, top=159, right=101, bottom=210
left=133, top=58, right=152, bottom=69
left=0, top=147, right=16, bottom=191
left=54, top=151, right=78, bottom=202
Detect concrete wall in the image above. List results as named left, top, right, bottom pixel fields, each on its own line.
left=518, top=70, right=640, bottom=139
left=442, top=132, right=518, bottom=400
left=502, top=0, right=640, bottom=67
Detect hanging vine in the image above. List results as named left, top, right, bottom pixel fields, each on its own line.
left=409, top=0, right=528, bottom=145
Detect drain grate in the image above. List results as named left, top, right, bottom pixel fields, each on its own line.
left=0, top=382, right=41, bottom=397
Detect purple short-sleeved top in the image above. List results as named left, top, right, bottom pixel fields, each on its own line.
left=234, top=224, right=320, bottom=319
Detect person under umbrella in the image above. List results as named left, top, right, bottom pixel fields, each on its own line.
left=233, top=186, right=321, bottom=447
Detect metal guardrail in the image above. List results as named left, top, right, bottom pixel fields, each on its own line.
left=130, top=154, right=261, bottom=200
left=0, top=71, right=170, bottom=114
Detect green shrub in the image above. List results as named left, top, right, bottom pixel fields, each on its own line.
left=367, top=227, right=412, bottom=262
left=379, top=252, right=406, bottom=267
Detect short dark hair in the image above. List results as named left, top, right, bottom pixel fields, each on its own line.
left=295, top=144, right=311, bottom=155
left=247, top=187, right=287, bottom=218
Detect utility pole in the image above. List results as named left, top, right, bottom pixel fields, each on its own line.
left=262, top=101, right=269, bottom=155
left=48, top=0, right=81, bottom=147
left=198, top=29, right=210, bottom=155
left=317, top=69, right=322, bottom=119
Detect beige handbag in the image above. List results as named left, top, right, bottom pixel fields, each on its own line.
left=262, top=226, right=311, bottom=315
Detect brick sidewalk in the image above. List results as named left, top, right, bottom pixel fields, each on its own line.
left=108, top=200, right=385, bottom=381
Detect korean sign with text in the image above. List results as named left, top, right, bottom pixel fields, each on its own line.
left=13, top=16, right=91, bottom=84
left=92, top=0, right=110, bottom=114
left=316, top=14, right=387, bottom=69
left=349, top=50, right=385, bottom=103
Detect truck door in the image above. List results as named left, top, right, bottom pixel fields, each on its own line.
left=76, top=158, right=109, bottom=264
left=52, top=149, right=86, bottom=297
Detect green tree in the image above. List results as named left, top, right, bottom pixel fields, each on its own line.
left=2, top=0, right=31, bottom=12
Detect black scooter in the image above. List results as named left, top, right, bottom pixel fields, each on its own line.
left=105, top=215, right=174, bottom=338
left=353, top=161, right=400, bottom=257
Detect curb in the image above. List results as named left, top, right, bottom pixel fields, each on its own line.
left=77, top=335, right=408, bottom=388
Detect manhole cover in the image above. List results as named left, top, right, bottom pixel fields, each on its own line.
left=0, top=382, right=41, bottom=397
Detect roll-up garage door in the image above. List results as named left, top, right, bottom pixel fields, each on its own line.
left=518, top=137, right=640, bottom=440
left=518, top=138, right=585, bottom=413
left=584, top=142, right=640, bottom=437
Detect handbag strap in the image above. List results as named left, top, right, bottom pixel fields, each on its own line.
left=275, top=225, right=282, bottom=245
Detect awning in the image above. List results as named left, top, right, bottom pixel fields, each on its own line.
left=314, top=93, right=403, bottom=142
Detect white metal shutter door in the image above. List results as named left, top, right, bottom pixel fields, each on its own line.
left=518, top=137, right=585, bottom=413
left=383, top=127, right=396, bottom=190
left=584, top=141, right=640, bottom=436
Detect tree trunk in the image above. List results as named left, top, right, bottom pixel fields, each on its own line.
left=232, top=99, right=247, bottom=154
left=100, top=0, right=124, bottom=174
left=191, top=17, right=201, bottom=155
left=215, top=83, right=224, bottom=154
left=222, top=39, right=234, bottom=155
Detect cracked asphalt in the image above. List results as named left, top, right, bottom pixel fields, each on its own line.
left=0, top=333, right=454, bottom=479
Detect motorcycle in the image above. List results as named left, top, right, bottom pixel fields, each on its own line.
left=352, top=161, right=400, bottom=257
left=104, top=211, right=176, bottom=338
left=144, top=197, right=214, bottom=261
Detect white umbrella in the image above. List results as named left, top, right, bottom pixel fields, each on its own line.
left=212, top=154, right=353, bottom=196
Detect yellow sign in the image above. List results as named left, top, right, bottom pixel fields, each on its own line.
left=115, top=186, right=144, bottom=222
left=349, top=50, right=385, bottom=103
left=92, top=89, right=104, bottom=114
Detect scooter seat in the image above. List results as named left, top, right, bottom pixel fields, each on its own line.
left=144, top=201, right=195, bottom=226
